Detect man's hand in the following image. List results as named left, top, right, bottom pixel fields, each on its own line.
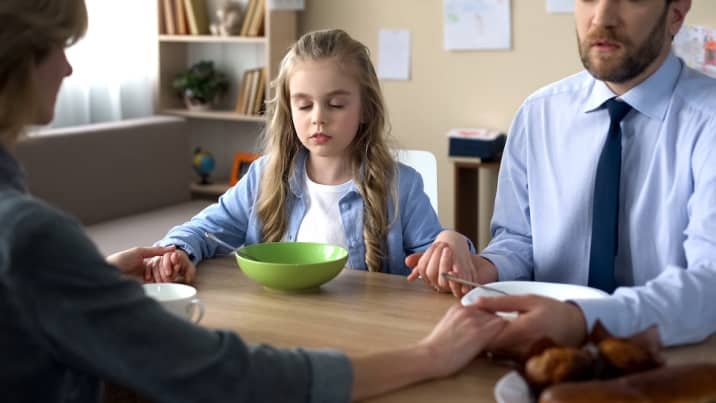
left=106, top=246, right=177, bottom=280
left=474, top=295, right=588, bottom=360
left=406, top=230, right=498, bottom=297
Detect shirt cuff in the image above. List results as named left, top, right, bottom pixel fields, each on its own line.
left=479, top=252, right=523, bottom=281
left=155, top=240, right=198, bottom=264
left=569, top=297, right=631, bottom=338
left=302, top=348, right=353, bottom=403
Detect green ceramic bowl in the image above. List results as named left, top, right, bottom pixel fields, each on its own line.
left=235, top=242, right=348, bottom=291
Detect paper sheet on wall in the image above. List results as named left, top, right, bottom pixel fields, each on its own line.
left=546, top=0, right=574, bottom=14
left=377, top=29, right=411, bottom=80
left=443, top=0, right=511, bottom=51
left=673, top=25, right=716, bottom=78
left=268, top=0, right=304, bottom=10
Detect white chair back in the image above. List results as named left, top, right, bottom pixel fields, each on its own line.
left=395, top=149, right=439, bottom=212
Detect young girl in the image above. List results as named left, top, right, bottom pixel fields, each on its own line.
left=147, top=29, right=461, bottom=283
left=0, top=4, right=505, bottom=400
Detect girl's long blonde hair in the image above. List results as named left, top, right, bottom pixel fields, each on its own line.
left=257, top=29, right=396, bottom=272
left=0, top=0, right=87, bottom=146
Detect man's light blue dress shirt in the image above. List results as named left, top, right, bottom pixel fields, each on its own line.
left=481, top=53, right=716, bottom=346
left=159, top=150, right=444, bottom=274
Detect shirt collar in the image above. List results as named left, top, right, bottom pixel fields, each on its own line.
left=288, top=148, right=360, bottom=197
left=584, top=51, right=682, bottom=121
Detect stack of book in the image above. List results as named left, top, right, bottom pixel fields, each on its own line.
left=160, top=0, right=210, bottom=35
left=160, top=0, right=265, bottom=37
left=235, top=68, right=266, bottom=116
left=239, top=0, right=266, bottom=37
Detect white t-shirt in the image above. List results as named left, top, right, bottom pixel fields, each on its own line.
left=295, top=168, right=353, bottom=251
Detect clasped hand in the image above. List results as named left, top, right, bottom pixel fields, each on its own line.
left=405, top=230, right=497, bottom=297
left=406, top=232, right=588, bottom=358
left=106, top=245, right=197, bottom=283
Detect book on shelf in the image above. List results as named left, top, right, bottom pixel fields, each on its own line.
left=161, top=0, right=176, bottom=35
left=239, top=0, right=255, bottom=37
left=252, top=68, right=266, bottom=115
left=234, top=68, right=266, bottom=116
left=245, top=69, right=259, bottom=115
left=235, top=72, right=250, bottom=114
left=240, top=0, right=265, bottom=36
left=158, top=0, right=166, bottom=34
left=184, top=0, right=210, bottom=35
left=174, top=0, right=189, bottom=35
left=247, top=0, right=265, bottom=37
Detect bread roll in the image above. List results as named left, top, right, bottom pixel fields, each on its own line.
left=539, top=363, right=716, bottom=403
left=525, top=346, right=594, bottom=388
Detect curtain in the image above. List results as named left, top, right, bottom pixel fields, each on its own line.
left=51, top=0, right=157, bottom=128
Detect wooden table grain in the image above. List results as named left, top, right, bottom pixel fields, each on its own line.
left=107, top=257, right=716, bottom=403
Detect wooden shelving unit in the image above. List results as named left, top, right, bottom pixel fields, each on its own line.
left=159, top=34, right=267, bottom=44
left=190, top=182, right=231, bottom=199
left=156, top=2, right=297, bottom=117
left=156, top=1, right=297, bottom=200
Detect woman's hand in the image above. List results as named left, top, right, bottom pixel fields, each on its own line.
left=106, top=246, right=177, bottom=280
left=145, top=249, right=197, bottom=284
left=419, top=304, right=507, bottom=377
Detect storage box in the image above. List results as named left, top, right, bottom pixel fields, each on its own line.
left=448, top=128, right=506, bottom=160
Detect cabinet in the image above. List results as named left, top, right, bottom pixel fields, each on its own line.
left=452, top=157, right=500, bottom=250
left=155, top=0, right=297, bottom=197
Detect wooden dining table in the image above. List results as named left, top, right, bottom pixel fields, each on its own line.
left=108, top=256, right=716, bottom=402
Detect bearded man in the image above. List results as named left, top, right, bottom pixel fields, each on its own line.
left=411, top=0, right=716, bottom=356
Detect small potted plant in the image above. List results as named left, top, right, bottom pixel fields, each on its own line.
left=173, top=60, right=229, bottom=111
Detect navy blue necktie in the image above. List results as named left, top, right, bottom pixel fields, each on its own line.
left=588, top=99, right=632, bottom=293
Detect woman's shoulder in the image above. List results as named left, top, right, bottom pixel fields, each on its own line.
left=0, top=189, right=56, bottom=218
left=0, top=190, right=84, bottom=271
left=0, top=189, right=78, bottom=235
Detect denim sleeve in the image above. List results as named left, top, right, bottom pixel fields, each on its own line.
left=10, top=201, right=353, bottom=403
left=397, top=164, right=443, bottom=254
left=480, top=108, right=535, bottom=281
left=156, top=156, right=266, bottom=263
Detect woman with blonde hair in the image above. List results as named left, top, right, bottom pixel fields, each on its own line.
left=149, top=29, right=462, bottom=283
left=0, top=3, right=505, bottom=401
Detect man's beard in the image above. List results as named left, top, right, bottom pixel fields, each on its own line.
left=578, top=6, right=669, bottom=83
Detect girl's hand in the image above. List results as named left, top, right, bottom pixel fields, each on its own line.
left=406, top=230, right=485, bottom=297
left=145, top=249, right=197, bottom=284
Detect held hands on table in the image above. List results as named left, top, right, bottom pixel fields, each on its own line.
left=406, top=230, right=498, bottom=297
left=406, top=230, right=589, bottom=358
left=106, top=245, right=197, bottom=284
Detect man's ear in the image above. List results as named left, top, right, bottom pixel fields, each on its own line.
left=669, top=0, right=691, bottom=37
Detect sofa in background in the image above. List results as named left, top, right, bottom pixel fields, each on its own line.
left=15, top=116, right=212, bottom=255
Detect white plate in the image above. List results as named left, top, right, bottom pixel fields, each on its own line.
left=460, top=281, right=608, bottom=319
left=461, top=281, right=608, bottom=305
left=494, top=371, right=534, bottom=403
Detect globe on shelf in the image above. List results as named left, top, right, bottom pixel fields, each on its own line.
left=193, top=147, right=215, bottom=185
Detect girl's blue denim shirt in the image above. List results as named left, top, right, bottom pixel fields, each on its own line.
left=158, top=150, right=458, bottom=275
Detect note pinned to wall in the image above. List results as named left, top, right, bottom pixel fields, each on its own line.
left=546, top=0, right=574, bottom=14
left=268, top=0, right=304, bottom=10
left=674, top=25, right=716, bottom=78
left=443, top=0, right=511, bottom=51
left=377, top=29, right=411, bottom=81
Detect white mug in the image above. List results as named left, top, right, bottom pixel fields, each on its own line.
left=143, top=283, right=205, bottom=323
